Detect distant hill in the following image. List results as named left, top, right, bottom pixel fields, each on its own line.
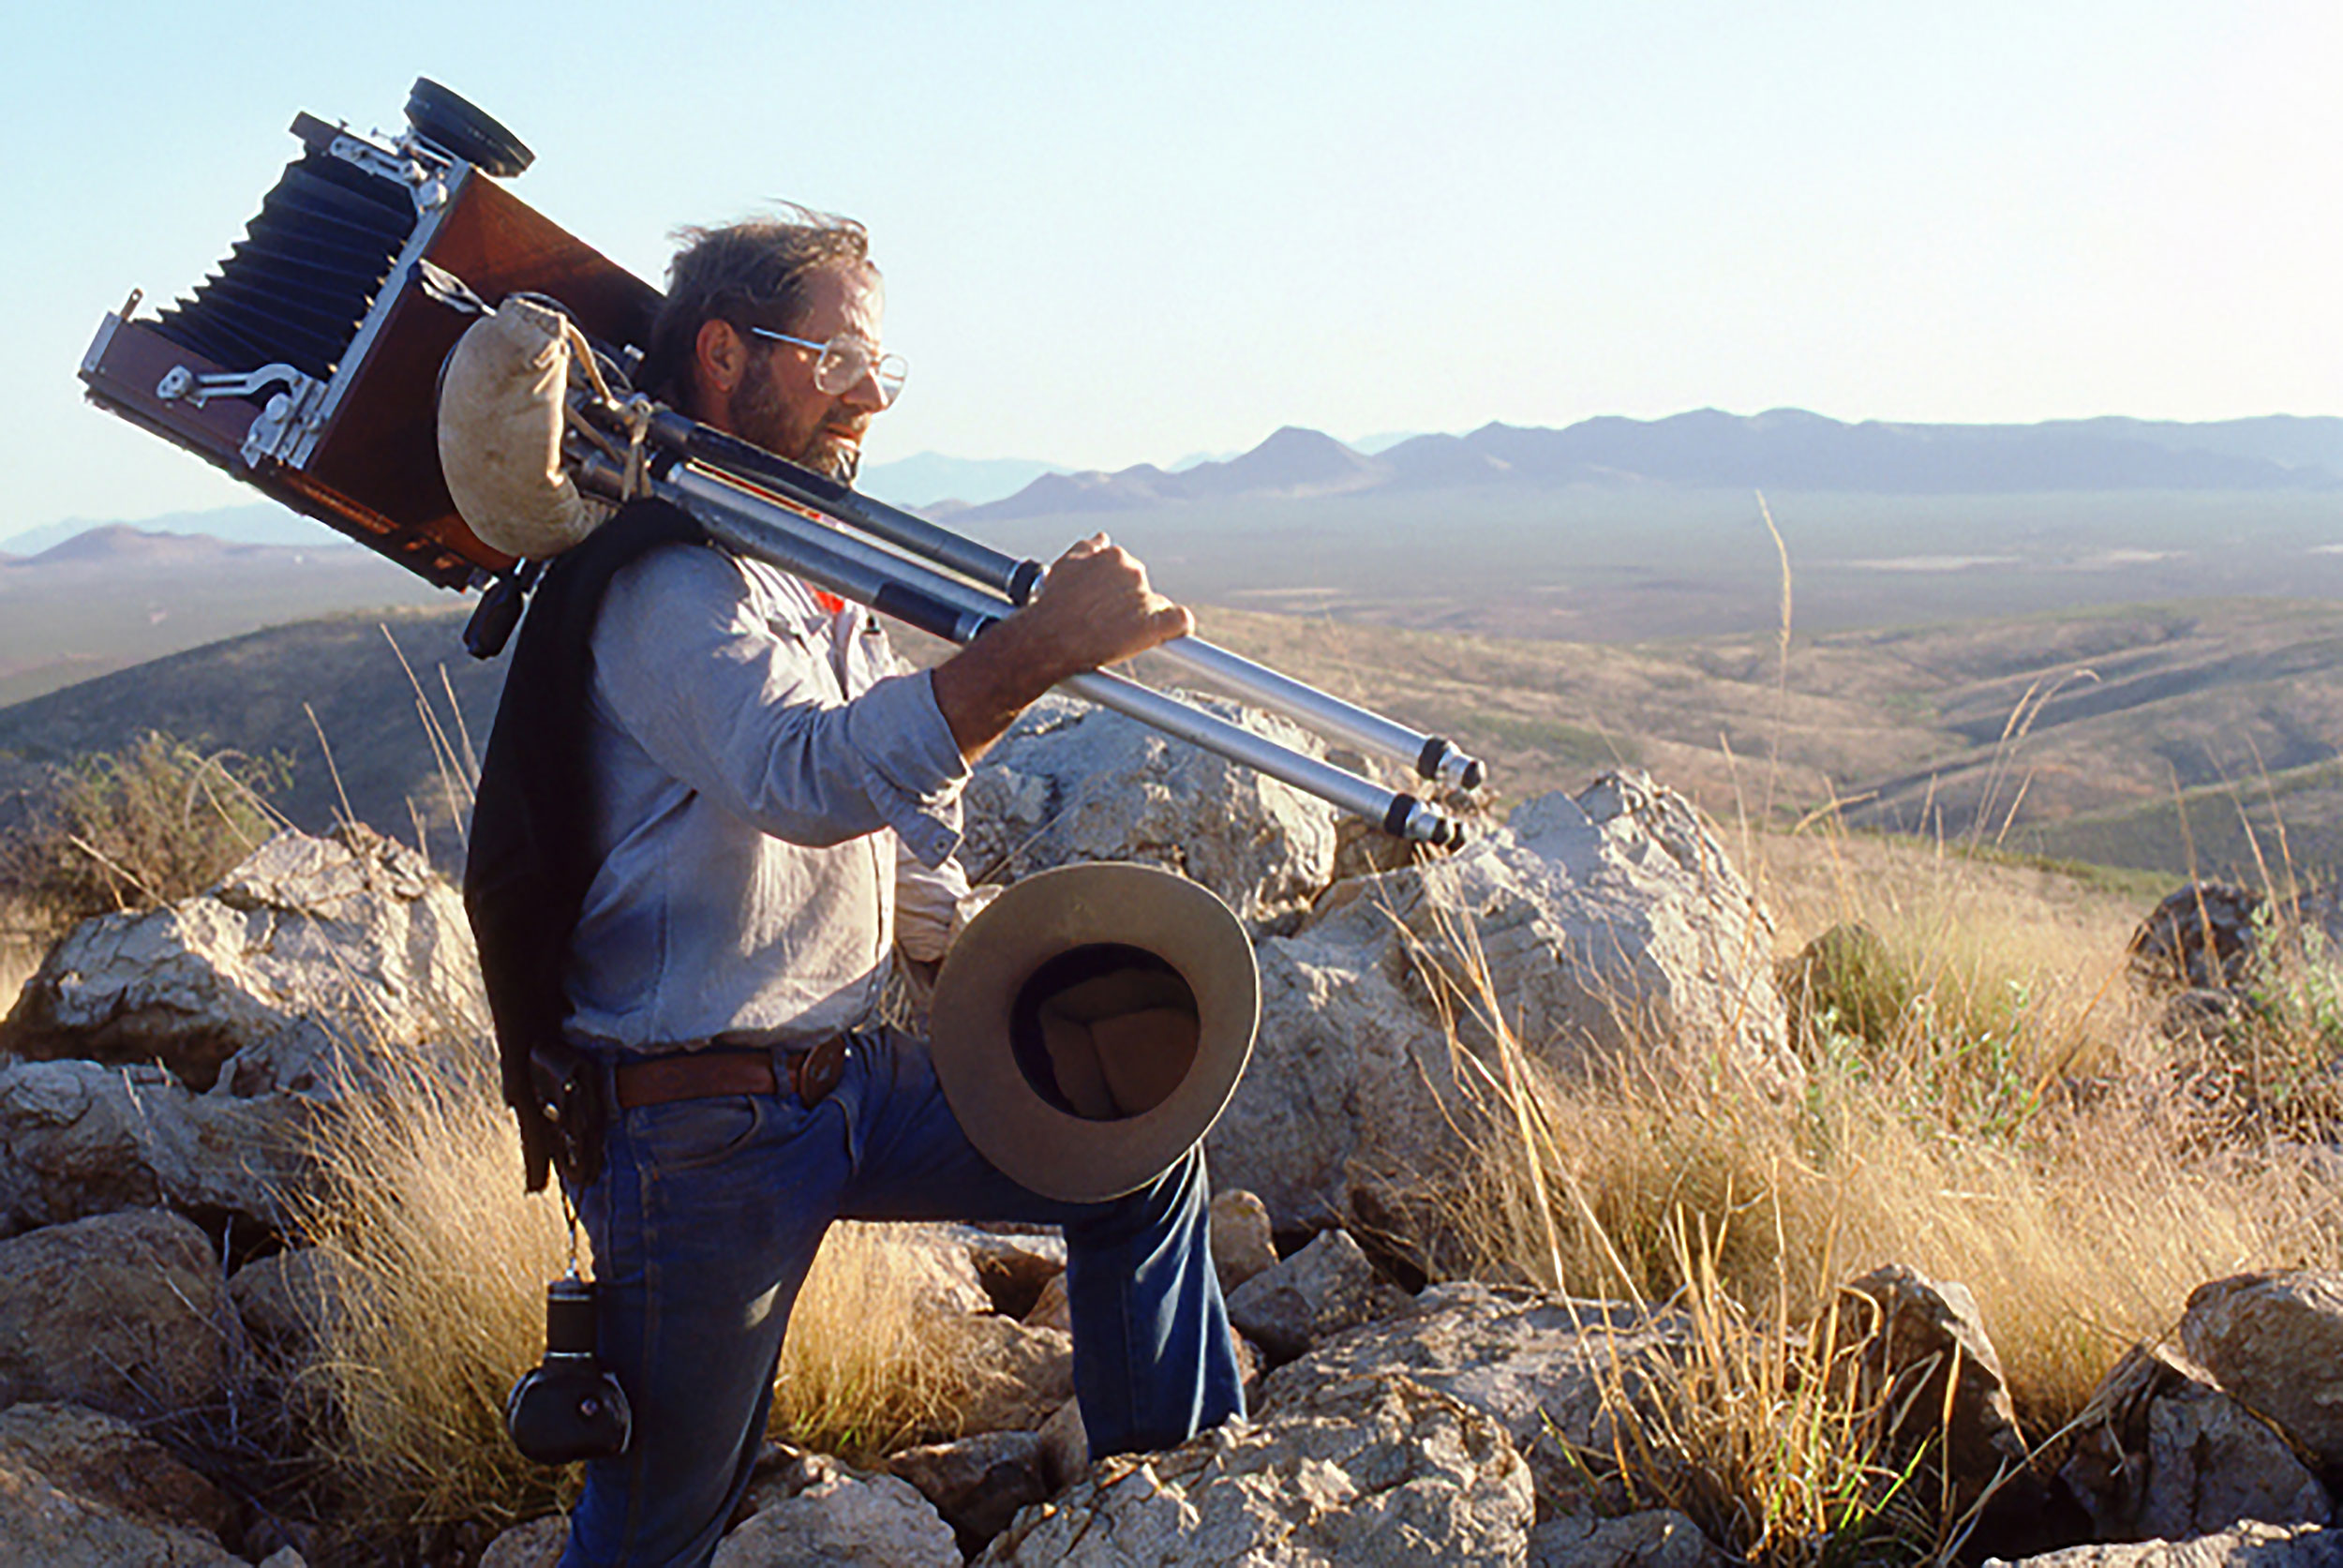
left=2, top=592, right=2335, bottom=886
left=0, top=528, right=446, bottom=708
left=963, top=410, right=2343, bottom=523
left=858, top=451, right=1071, bottom=508
left=0, top=501, right=323, bottom=556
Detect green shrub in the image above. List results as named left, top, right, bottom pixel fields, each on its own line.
left=1, top=731, right=286, bottom=935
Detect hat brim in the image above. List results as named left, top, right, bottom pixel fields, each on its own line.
left=929, top=862, right=1260, bottom=1203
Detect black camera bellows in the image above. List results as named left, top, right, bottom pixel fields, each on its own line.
left=152, top=150, right=416, bottom=388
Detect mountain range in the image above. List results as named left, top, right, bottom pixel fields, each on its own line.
left=949, top=411, right=2343, bottom=523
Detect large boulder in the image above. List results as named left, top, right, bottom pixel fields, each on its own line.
left=0, top=1057, right=310, bottom=1239
left=1259, top=1281, right=1687, bottom=1514
left=0, top=824, right=486, bottom=1095
left=1210, top=770, right=1794, bottom=1232
left=2060, top=1344, right=2331, bottom=1541
left=0, top=826, right=491, bottom=1239
left=2182, top=1270, right=2343, bottom=1471
left=977, top=1370, right=1533, bottom=1566
left=961, top=694, right=1340, bottom=931
left=0, top=1209, right=231, bottom=1418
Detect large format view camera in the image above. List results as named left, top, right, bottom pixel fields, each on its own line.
left=78, top=78, right=1480, bottom=846
left=78, top=79, right=655, bottom=594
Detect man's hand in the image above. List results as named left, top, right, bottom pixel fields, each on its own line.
left=931, top=534, right=1193, bottom=761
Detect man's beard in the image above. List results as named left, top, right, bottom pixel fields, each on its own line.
left=729, top=354, right=861, bottom=483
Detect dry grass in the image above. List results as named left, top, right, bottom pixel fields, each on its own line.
left=288, top=1038, right=576, bottom=1541
left=1416, top=820, right=2343, bottom=1561
left=287, top=1036, right=991, bottom=1547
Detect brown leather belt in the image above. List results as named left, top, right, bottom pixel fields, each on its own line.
left=612, top=1037, right=847, bottom=1111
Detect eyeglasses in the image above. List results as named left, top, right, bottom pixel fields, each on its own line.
left=746, top=325, right=908, bottom=408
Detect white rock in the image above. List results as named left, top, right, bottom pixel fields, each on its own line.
left=0, top=1058, right=310, bottom=1238
left=1261, top=1281, right=1688, bottom=1514
left=977, top=1370, right=1532, bottom=1566
left=962, top=694, right=1339, bottom=930
left=1211, top=771, right=1795, bottom=1233
left=0, top=824, right=486, bottom=1097
left=714, top=1471, right=961, bottom=1567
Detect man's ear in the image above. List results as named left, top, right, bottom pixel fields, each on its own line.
left=693, top=319, right=749, bottom=409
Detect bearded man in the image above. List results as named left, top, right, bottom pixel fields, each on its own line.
left=485, top=212, right=1245, bottom=1567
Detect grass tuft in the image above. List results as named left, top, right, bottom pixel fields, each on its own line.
left=285, top=1030, right=993, bottom=1549
left=0, top=729, right=286, bottom=938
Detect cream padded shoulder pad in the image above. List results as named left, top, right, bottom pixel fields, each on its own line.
left=437, top=296, right=606, bottom=559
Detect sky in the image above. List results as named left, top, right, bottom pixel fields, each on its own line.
left=4, top=1, right=2339, bottom=531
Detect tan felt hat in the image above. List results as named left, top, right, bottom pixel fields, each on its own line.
left=929, top=862, right=1260, bottom=1203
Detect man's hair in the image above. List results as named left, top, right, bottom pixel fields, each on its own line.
left=639, top=207, right=871, bottom=405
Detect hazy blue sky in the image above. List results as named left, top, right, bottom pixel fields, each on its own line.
left=5, top=2, right=2336, bottom=530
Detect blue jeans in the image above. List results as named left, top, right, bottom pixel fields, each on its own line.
left=559, top=1028, right=1245, bottom=1568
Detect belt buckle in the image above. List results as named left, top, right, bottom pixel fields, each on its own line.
left=791, top=1036, right=847, bottom=1105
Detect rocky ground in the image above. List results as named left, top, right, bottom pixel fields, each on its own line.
left=1, top=695, right=2339, bottom=1565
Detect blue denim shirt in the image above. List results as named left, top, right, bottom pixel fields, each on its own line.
left=560, top=542, right=970, bottom=1050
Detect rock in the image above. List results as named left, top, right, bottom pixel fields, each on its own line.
left=478, top=1514, right=569, bottom=1567
left=976, top=1370, right=1533, bottom=1566
left=1208, top=1188, right=1278, bottom=1295
left=1023, top=1271, right=1071, bottom=1333
left=0, top=1209, right=231, bottom=1417
left=2129, top=884, right=2264, bottom=993
left=950, top=1226, right=1067, bottom=1319
left=0, top=825, right=486, bottom=1095
left=961, top=694, right=1340, bottom=931
left=888, top=1430, right=1052, bottom=1548
left=0, top=826, right=496, bottom=1241
left=715, top=1471, right=960, bottom=1567
left=741, top=1441, right=860, bottom=1516
left=0, top=1057, right=311, bottom=1239
left=1209, top=771, right=1795, bottom=1232
left=1035, top=1398, right=1088, bottom=1493
left=2183, top=1270, right=2343, bottom=1470
left=1836, top=1264, right=2026, bottom=1501
left=1988, top=1520, right=2343, bottom=1568
left=954, top=1316, right=1076, bottom=1433
left=2060, top=1344, right=2331, bottom=1541
left=229, top=1247, right=340, bottom=1358
left=258, top=1550, right=308, bottom=1568
left=0, top=1401, right=234, bottom=1542
left=1260, top=1280, right=1684, bottom=1513
left=870, top=1221, right=995, bottom=1317
left=0, top=1448, right=245, bottom=1566
left=1224, top=1227, right=1413, bottom=1363
left=1779, top=921, right=1902, bottom=1042
left=1530, top=1509, right=1727, bottom=1568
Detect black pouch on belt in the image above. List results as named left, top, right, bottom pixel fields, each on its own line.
left=530, top=1041, right=609, bottom=1188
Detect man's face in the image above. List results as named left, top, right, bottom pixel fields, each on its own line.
left=728, top=262, right=888, bottom=482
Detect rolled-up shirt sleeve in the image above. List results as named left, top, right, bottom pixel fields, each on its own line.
left=589, top=544, right=969, bottom=864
